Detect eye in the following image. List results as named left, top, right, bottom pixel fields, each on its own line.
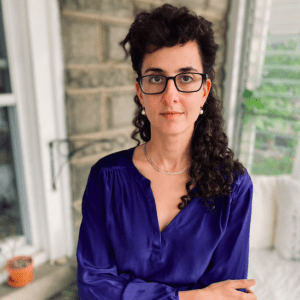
left=179, top=75, right=193, bottom=83
left=149, top=76, right=163, bottom=84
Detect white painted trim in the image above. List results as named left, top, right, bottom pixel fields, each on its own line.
left=0, top=94, right=15, bottom=106
left=48, top=0, right=74, bottom=257
left=0, top=0, right=72, bottom=278
left=256, top=0, right=273, bottom=88
left=1, top=0, right=46, bottom=253
left=25, top=0, right=73, bottom=261
left=0, top=0, right=49, bottom=284
left=223, top=0, right=247, bottom=149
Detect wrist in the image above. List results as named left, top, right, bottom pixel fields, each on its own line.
left=178, top=289, right=205, bottom=300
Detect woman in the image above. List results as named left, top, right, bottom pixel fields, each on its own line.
left=77, top=4, right=257, bottom=300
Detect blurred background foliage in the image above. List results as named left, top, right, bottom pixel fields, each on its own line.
left=241, top=36, right=300, bottom=175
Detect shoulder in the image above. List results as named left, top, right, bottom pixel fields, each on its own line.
left=230, top=167, right=253, bottom=205
left=217, top=164, right=252, bottom=190
left=231, top=167, right=252, bottom=189
left=91, top=146, right=135, bottom=174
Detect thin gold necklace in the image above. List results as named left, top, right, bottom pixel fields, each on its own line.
left=143, top=142, right=190, bottom=175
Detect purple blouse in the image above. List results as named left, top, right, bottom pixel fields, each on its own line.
left=77, top=146, right=253, bottom=299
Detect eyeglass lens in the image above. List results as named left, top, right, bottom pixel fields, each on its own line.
left=140, top=73, right=204, bottom=94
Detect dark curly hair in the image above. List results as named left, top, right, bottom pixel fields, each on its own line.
left=120, top=4, right=245, bottom=211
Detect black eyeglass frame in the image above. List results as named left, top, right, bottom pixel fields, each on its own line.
left=136, top=73, right=208, bottom=95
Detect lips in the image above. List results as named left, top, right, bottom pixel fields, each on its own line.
left=160, top=112, right=183, bottom=115
left=160, top=112, right=183, bottom=120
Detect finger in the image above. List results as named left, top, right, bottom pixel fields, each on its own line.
left=245, top=288, right=255, bottom=294
left=229, top=279, right=256, bottom=289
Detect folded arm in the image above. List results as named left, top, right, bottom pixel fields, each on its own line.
left=77, top=166, right=179, bottom=300
left=185, top=171, right=254, bottom=293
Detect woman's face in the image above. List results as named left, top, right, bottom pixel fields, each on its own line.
left=135, top=40, right=211, bottom=138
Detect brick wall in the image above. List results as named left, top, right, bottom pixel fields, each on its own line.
left=58, top=0, right=229, bottom=254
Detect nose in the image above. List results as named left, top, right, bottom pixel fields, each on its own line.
left=162, top=78, right=179, bottom=103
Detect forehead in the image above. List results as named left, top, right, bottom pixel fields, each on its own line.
left=141, top=40, right=203, bottom=74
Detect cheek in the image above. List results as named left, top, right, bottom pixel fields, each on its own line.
left=146, top=97, right=160, bottom=111
left=190, top=106, right=200, bottom=120
left=185, top=99, right=201, bottom=117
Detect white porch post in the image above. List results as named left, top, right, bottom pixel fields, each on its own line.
left=24, top=0, right=73, bottom=262
left=223, top=0, right=248, bottom=149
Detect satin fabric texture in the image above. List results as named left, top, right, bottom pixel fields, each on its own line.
left=77, top=146, right=253, bottom=299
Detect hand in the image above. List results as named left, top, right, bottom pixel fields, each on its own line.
left=201, top=279, right=257, bottom=300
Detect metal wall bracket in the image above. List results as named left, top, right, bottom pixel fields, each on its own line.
left=49, top=134, right=129, bottom=190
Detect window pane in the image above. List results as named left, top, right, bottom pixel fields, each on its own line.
left=0, top=1, right=12, bottom=94
left=240, top=34, right=300, bottom=175
left=0, top=107, right=23, bottom=243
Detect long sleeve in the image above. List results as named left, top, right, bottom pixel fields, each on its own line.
left=76, top=166, right=179, bottom=300
left=180, top=171, right=253, bottom=293
left=195, top=171, right=253, bottom=292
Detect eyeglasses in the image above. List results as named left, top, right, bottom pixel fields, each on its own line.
left=136, top=73, right=208, bottom=95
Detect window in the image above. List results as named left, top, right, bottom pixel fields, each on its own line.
left=0, top=0, right=73, bottom=281
left=0, top=1, right=26, bottom=266
left=238, top=2, right=300, bottom=176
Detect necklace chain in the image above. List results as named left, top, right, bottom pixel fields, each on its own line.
left=143, top=142, right=190, bottom=175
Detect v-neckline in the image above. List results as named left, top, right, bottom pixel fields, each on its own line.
left=129, top=145, right=197, bottom=235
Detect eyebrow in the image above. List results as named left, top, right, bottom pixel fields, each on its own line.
left=144, top=67, right=199, bottom=74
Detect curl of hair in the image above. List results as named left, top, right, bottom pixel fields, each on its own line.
left=120, top=4, right=245, bottom=212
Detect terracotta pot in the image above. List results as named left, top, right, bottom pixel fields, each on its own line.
left=5, top=255, right=34, bottom=287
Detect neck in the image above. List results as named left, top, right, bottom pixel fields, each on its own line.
left=145, top=135, right=192, bottom=173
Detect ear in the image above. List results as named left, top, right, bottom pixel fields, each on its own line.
left=203, top=78, right=211, bottom=100
left=199, top=79, right=211, bottom=109
left=135, top=81, right=145, bottom=107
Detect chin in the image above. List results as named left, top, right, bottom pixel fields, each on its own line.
left=161, top=126, right=191, bottom=136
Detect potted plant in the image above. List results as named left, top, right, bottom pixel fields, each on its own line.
left=5, top=255, right=34, bottom=287
left=0, top=197, right=34, bottom=287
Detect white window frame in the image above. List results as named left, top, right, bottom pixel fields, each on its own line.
left=223, top=0, right=248, bottom=150
left=0, top=0, right=72, bottom=283
left=223, top=0, right=300, bottom=181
